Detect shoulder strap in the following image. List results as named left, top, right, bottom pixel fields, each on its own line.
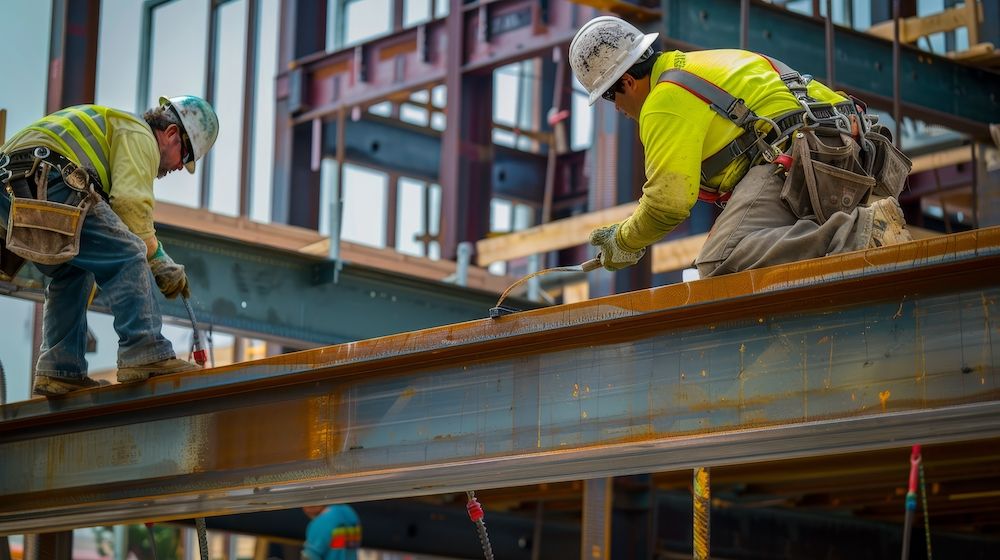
left=657, top=69, right=755, bottom=127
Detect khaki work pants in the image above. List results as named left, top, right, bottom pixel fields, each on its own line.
left=695, top=165, right=875, bottom=278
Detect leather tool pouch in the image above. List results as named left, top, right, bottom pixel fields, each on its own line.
left=865, top=125, right=911, bottom=199
left=781, top=128, right=875, bottom=225
left=5, top=164, right=95, bottom=266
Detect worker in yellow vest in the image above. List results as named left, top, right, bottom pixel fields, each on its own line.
left=570, top=16, right=913, bottom=276
left=0, top=96, right=219, bottom=396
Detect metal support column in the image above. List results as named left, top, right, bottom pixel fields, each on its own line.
left=582, top=478, right=612, bottom=560
left=438, top=0, right=493, bottom=259
left=46, top=0, right=99, bottom=113
left=273, top=0, right=327, bottom=226
left=31, top=533, right=72, bottom=560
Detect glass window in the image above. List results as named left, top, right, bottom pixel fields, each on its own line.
left=368, top=101, right=393, bottom=116
left=427, top=183, right=441, bottom=259
left=345, top=0, right=392, bottom=45
left=1, top=1, right=51, bottom=133
left=321, top=161, right=388, bottom=247
left=209, top=0, right=249, bottom=217
left=147, top=0, right=211, bottom=208
left=404, top=0, right=432, bottom=27
left=96, top=0, right=144, bottom=112
left=250, top=0, right=281, bottom=223
left=0, top=299, right=36, bottom=403
left=397, top=177, right=427, bottom=256
left=342, top=165, right=388, bottom=247
left=571, top=78, right=593, bottom=151
left=493, top=64, right=520, bottom=128
left=435, top=0, right=449, bottom=19
left=400, top=103, right=429, bottom=126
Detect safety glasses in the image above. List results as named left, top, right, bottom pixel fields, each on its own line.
left=601, top=78, right=624, bottom=102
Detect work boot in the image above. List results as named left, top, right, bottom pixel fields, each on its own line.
left=867, top=197, right=913, bottom=248
left=117, top=358, right=200, bottom=383
left=33, top=374, right=101, bottom=397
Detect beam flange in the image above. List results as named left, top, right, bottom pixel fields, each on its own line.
left=1, top=228, right=999, bottom=532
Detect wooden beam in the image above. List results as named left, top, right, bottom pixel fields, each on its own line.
left=868, top=2, right=983, bottom=44
left=476, top=202, right=637, bottom=266
left=910, top=145, right=972, bottom=174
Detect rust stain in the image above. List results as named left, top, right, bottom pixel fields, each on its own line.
left=879, top=390, right=891, bottom=412
left=200, top=397, right=330, bottom=471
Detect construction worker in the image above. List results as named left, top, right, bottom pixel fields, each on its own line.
left=302, top=504, right=362, bottom=560
left=570, top=16, right=913, bottom=277
left=0, top=96, right=219, bottom=396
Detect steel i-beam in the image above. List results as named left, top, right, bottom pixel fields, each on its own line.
left=1, top=228, right=999, bottom=532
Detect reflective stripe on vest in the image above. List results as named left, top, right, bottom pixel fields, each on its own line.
left=29, top=105, right=112, bottom=192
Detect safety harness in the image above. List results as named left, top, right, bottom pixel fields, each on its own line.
left=656, top=55, right=866, bottom=202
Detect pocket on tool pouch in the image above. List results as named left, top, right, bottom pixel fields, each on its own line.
left=5, top=197, right=90, bottom=265
left=865, top=130, right=911, bottom=199
left=781, top=129, right=874, bottom=224
left=804, top=160, right=875, bottom=224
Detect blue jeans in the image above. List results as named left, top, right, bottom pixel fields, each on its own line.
left=0, top=172, right=174, bottom=379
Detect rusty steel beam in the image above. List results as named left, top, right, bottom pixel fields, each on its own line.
left=1, top=229, right=1000, bottom=532
left=283, top=0, right=593, bottom=124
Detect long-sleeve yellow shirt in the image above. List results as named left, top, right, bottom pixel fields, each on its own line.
left=616, top=49, right=846, bottom=252
left=2, top=107, right=160, bottom=241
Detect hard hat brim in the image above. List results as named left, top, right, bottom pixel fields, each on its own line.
left=588, top=32, right=660, bottom=106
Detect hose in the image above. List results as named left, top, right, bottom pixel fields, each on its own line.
left=195, top=518, right=210, bottom=560
left=466, top=491, right=494, bottom=560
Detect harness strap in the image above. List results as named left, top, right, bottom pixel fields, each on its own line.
left=0, top=149, right=108, bottom=202
left=656, top=54, right=861, bottom=194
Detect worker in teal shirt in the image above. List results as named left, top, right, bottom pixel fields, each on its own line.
left=302, top=505, right=361, bottom=560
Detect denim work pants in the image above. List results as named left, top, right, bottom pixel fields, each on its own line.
left=695, top=164, right=875, bottom=278
left=0, top=172, right=174, bottom=379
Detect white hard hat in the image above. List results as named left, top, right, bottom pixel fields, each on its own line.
left=159, top=95, right=219, bottom=174
left=569, top=16, right=659, bottom=105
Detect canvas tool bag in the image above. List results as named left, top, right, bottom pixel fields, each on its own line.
left=864, top=124, right=912, bottom=199
left=4, top=155, right=97, bottom=266
left=780, top=127, right=876, bottom=225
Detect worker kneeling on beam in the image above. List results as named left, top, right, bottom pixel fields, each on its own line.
left=0, top=96, right=219, bottom=396
left=571, top=16, right=913, bottom=276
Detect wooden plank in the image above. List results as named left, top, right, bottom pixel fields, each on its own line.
left=475, top=202, right=637, bottom=266
left=868, top=3, right=983, bottom=44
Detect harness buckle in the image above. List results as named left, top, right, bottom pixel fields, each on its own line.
left=727, top=100, right=752, bottom=126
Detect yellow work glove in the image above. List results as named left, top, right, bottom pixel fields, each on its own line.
left=148, top=242, right=190, bottom=299
left=589, top=224, right=645, bottom=271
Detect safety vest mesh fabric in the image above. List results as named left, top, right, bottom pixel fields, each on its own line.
left=27, top=105, right=113, bottom=193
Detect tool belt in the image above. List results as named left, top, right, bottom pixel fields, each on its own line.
left=1, top=147, right=102, bottom=266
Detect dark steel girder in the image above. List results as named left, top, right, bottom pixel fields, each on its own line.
left=285, top=0, right=593, bottom=124
left=1, top=228, right=999, bottom=532
left=1, top=224, right=518, bottom=347
left=324, top=116, right=582, bottom=203
left=661, top=0, right=1000, bottom=140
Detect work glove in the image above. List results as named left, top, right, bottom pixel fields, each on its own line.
left=148, top=242, right=190, bottom=299
left=589, top=224, right=645, bottom=271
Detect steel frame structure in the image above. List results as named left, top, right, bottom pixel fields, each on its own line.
left=2, top=228, right=998, bottom=532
